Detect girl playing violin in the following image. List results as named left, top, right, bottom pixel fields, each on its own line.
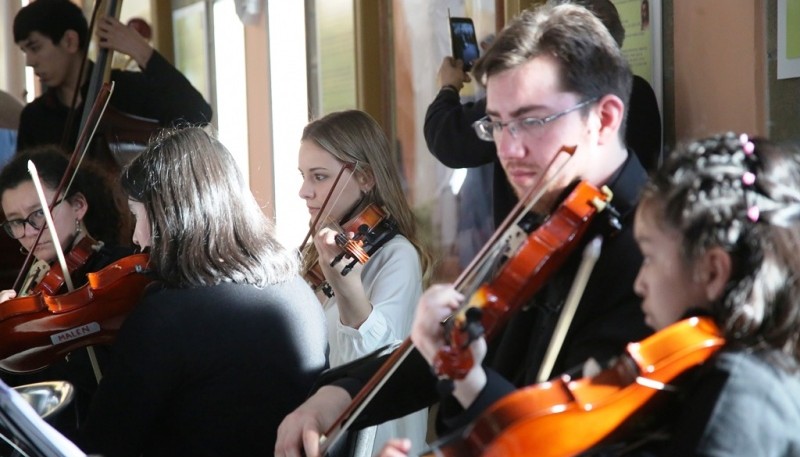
left=378, top=132, right=800, bottom=456
left=0, top=146, right=132, bottom=438
left=298, top=109, right=432, bottom=456
left=0, top=147, right=131, bottom=302
left=80, top=126, right=328, bottom=456
left=628, top=132, right=800, bottom=455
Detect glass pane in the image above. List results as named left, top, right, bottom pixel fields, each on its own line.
left=306, top=0, right=356, bottom=117
left=213, top=0, right=249, bottom=183
left=173, top=2, right=211, bottom=102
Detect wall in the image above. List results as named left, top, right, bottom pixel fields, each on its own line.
left=766, top=0, right=800, bottom=142
left=672, top=0, right=766, bottom=143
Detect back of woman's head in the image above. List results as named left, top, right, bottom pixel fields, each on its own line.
left=301, top=110, right=432, bottom=284
left=122, top=126, right=297, bottom=287
left=641, top=132, right=800, bottom=367
left=0, top=146, right=127, bottom=245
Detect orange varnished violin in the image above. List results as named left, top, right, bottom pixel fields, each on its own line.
left=0, top=253, right=152, bottom=373
left=423, top=316, right=725, bottom=457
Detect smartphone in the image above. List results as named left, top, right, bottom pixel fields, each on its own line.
left=449, top=16, right=480, bottom=72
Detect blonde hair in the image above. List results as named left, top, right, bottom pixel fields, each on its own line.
left=300, top=110, right=432, bottom=286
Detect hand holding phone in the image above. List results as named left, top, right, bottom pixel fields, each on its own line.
left=449, top=17, right=480, bottom=72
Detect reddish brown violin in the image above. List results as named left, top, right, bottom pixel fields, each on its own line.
left=0, top=253, right=152, bottom=373
left=424, top=316, right=725, bottom=457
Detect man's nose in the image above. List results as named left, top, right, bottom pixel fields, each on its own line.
left=495, top=126, right=525, bottom=159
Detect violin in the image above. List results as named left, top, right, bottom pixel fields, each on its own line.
left=434, top=179, right=615, bottom=379
left=0, top=253, right=152, bottom=374
left=309, top=203, right=399, bottom=297
left=423, top=316, right=725, bottom=457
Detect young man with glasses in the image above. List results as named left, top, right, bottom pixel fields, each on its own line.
left=276, top=4, right=651, bottom=456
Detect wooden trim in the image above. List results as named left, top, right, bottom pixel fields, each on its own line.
left=244, top=12, right=275, bottom=218
left=354, top=0, right=394, bottom=138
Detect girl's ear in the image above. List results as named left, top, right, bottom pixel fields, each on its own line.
left=358, top=169, right=375, bottom=193
left=68, top=192, right=89, bottom=221
left=696, top=246, right=733, bottom=302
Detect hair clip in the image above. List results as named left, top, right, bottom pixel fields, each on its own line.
left=739, top=133, right=755, bottom=155
left=747, top=206, right=760, bottom=222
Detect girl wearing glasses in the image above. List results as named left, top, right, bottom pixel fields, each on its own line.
left=80, top=126, right=327, bottom=455
left=0, top=146, right=131, bottom=301
left=296, top=110, right=432, bottom=457
left=0, top=146, right=132, bottom=440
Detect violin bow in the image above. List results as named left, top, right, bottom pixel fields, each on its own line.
left=536, top=235, right=603, bottom=382
left=27, top=162, right=103, bottom=384
left=12, top=83, right=114, bottom=293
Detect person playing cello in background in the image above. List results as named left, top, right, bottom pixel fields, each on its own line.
left=79, top=126, right=328, bottom=456
left=0, top=146, right=132, bottom=439
left=378, top=133, right=800, bottom=455
left=12, top=0, right=212, bottom=158
left=298, top=109, right=432, bottom=456
left=275, top=4, right=651, bottom=455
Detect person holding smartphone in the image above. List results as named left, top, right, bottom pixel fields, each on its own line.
left=426, top=0, right=663, bottom=230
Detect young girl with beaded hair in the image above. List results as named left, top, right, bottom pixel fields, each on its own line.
left=632, top=132, right=800, bottom=454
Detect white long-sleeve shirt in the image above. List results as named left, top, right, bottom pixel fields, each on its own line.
left=323, top=235, right=428, bottom=456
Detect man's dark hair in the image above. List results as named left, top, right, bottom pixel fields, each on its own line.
left=13, top=0, right=89, bottom=49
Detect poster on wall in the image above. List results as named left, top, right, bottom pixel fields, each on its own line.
left=778, top=0, right=800, bottom=79
left=612, top=0, right=662, bottom=111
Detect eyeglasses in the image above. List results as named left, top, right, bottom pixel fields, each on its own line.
left=1, top=199, right=65, bottom=240
left=472, top=98, right=599, bottom=142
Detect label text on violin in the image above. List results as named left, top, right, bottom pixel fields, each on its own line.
left=50, top=322, right=101, bottom=345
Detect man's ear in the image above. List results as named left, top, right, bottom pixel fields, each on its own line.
left=60, top=30, right=81, bottom=54
left=696, top=246, right=733, bottom=302
left=594, top=94, right=625, bottom=146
